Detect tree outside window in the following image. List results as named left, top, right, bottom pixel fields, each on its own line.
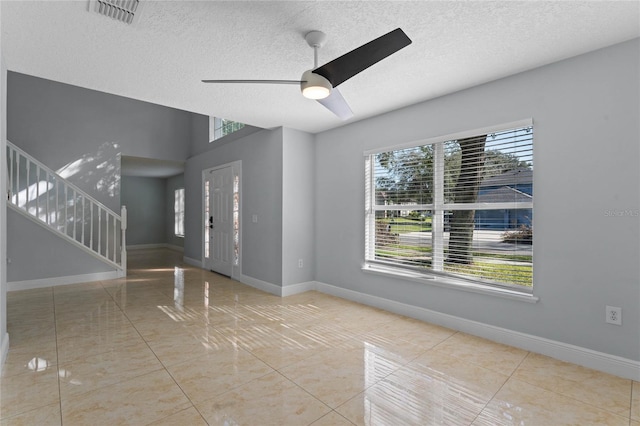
left=366, top=122, right=533, bottom=289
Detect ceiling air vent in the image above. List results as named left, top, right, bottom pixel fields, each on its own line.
left=91, top=0, right=144, bottom=25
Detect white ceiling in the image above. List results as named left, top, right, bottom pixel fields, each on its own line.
left=2, top=1, right=639, bottom=134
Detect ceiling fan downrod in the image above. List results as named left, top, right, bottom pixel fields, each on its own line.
left=301, top=30, right=331, bottom=99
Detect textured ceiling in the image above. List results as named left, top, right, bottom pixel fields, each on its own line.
left=2, top=1, right=639, bottom=134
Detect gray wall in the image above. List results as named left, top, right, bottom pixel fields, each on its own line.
left=282, top=128, right=315, bottom=286
left=6, top=209, right=115, bottom=281
left=314, top=39, right=640, bottom=361
left=6, top=72, right=194, bottom=281
left=7, top=72, right=192, bottom=211
left=121, top=176, right=166, bottom=246
left=188, top=114, right=210, bottom=158
left=185, top=127, right=283, bottom=286
left=165, top=174, right=185, bottom=249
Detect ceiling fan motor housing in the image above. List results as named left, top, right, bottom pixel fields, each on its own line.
left=300, top=70, right=332, bottom=99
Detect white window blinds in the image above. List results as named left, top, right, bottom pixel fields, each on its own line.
left=365, top=121, right=533, bottom=290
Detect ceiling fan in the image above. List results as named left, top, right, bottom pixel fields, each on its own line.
left=202, top=28, right=412, bottom=120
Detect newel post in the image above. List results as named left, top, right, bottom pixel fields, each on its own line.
left=121, top=205, right=127, bottom=276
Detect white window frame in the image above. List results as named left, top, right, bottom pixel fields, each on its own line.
left=174, top=188, right=185, bottom=237
left=209, top=117, right=245, bottom=142
left=364, top=119, right=536, bottom=301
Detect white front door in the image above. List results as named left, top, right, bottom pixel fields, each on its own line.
left=204, top=166, right=233, bottom=277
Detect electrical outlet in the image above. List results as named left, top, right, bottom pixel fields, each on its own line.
left=298, top=259, right=303, bottom=268
left=605, top=306, right=622, bottom=325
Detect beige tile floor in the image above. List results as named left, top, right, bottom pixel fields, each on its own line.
left=1, top=248, right=638, bottom=425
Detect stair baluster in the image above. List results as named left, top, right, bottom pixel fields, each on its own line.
left=5, top=141, right=126, bottom=274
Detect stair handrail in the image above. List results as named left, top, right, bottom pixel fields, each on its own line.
left=6, top=140, right=121, bottom=219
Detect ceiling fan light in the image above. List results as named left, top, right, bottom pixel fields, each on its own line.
left=303, top=85, right=331, bottom=100
left=301, top=70, right=332, bottom=100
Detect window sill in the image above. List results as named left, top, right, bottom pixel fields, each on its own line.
left=362, top=264, right=539, bottom=303
left=175, top=235, right=184, bottom=239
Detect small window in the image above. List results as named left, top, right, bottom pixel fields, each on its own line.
left=209, top=117, right=245, bottom=142
left=365, top=120, right=533, bottom=292
left=174, top=188, right=185, bottom=237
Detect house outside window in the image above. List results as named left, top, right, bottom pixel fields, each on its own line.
left=209, top=117, right=245, bottom=142
left=174, top=188, right=185, bottom=237
left=365, top=120, right=533, bottom=292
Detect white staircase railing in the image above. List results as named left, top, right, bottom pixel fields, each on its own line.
left=6, top=141, right=127, bottom=274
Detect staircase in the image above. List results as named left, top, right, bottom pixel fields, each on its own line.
left=6, top=141, right=127, bottom=275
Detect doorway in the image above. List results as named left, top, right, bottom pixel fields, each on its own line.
left=202, top=162, right=241, bottom=278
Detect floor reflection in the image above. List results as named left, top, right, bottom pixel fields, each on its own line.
left=1, top=248, right=635, bottom=426
left=27, top=357, right=52, bottom=373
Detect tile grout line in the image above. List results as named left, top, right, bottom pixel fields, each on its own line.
left=206, top=317, right=350, bottom=418
left=51, top=286, right=64, bottom=426
left=270, top=331, right=414, bottom=422
left=511, top=377, right=632, bottom=421
left=160, top=366, right=211, bottom=425
left=506, top=352, right=633, bottom=420
left=271, top=369, right=336, bottom=425
left=629, top=381, right=634, bottom=425
left=429, top=329, right=461, bottom=352
left=0, top=291, right=52, bottom=421
left=100, top=279, right=210, bottom=425
left=155, top=325, right=282, bottom=415
left=243, top=312, right=458, bottom=423
left=313, top=410, right=357, bottom=426
left=468, top=348, right=532, bottom=425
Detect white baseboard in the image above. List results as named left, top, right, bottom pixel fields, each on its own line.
left=281, top=281, right=316, bottom=297
left=165, top=244, right=184, bottom=253
left=8, top=270, right=121, bottom=292
left=128, top=243, right=184, bottom=252
left=312, top=281, right=640, bottom=381
left=127, top=243, right=164, bottom=250
left=183, top=256, right=203, bottom=268
left=238, top=276, right=315, bottom=297
left=0, top=332, right=9, bottom=369
left=238, top=273, right=283, bottom=296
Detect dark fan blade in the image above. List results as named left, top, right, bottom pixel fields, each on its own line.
left=312, top=28, right=411, bottom=88
left=317, top=88, right=353, bottom=120
left=202, top=79, right=302, bottom=84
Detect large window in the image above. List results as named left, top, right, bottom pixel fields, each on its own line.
left=209, top=117, right=245, bottom=142
left=174, top=188, right=185, bottom=237
left=365, top=120, right=533, bottom=292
